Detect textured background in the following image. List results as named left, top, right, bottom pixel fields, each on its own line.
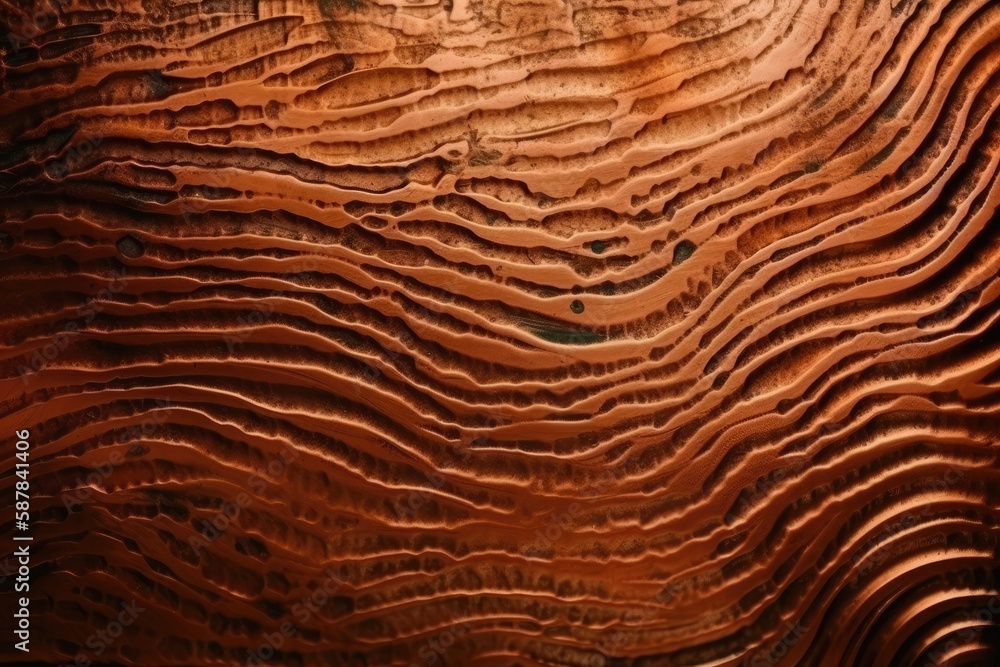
left=1, top=0, right=999, bottom=665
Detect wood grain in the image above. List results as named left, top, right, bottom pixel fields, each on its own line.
left=1, top=0, right=999, bottom=665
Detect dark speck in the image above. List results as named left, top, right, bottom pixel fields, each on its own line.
left=127, top=443, right=150, bottom=459
left=591, top=240, right=605, bottom=254
left=672, top=240, right=696, bottom=265
left=116, top=235, right=144, bottom=258
left=145, top=69, right=170, bottom=99
left=570, top=300, right=585, bottom=314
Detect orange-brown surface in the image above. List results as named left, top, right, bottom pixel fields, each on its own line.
left=1, top=0, right=999, bottom=665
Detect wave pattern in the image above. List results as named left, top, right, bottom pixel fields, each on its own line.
left=1, top=0, right=999, bottom=665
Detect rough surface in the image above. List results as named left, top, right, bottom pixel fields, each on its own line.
left=1, top=0, right=999, bottom=665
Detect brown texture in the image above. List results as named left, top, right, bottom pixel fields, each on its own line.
left=1, top=0, right=999, bottom=665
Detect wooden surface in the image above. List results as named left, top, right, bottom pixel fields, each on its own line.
left=1, top=0, right=999, bottom=665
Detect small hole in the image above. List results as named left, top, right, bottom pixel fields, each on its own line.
left=590, top=240, right=605, bottom=254
left=570, top=300, right=585, bottom=314
left=116, top=235, right=145, bottom=258
left=672, top=240, right=696, bottom=265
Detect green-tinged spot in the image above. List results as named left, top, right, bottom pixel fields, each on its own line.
left=673, top=240, right=696, bottom=265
